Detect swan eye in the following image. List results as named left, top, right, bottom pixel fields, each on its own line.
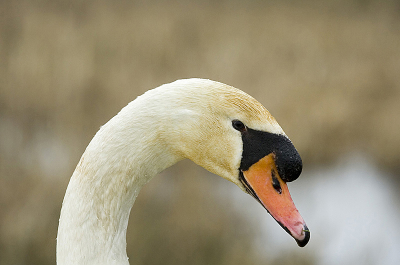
left=232, top=120, right=246, bottom=132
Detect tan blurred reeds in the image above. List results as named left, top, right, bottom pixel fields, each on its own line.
left=0, top=0, right=399, bottom=264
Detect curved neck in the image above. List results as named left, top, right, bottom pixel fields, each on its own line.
left=57, top=99, right=182, bottom=265
left=56, top=78, right=262, bottom=264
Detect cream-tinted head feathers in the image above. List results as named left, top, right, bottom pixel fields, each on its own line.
left=136, top=78, right=285, bottom=188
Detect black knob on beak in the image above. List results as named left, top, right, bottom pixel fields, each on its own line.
left=240, top=128, right=302, bottom=183
left=274, top=136, right=302, bottom=182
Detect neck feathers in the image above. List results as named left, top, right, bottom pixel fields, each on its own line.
left=57, top=94, right=182, bottom=265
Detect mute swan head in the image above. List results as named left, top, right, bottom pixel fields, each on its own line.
left=57, top=78, right=309, bottom=265
left=161, top=79, right=308, bottom=244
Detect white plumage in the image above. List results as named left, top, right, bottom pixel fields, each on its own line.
left=57, top=79, right=307, bottom=265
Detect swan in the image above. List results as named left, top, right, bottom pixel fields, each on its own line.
left=57, top=78, right=310, bottom=265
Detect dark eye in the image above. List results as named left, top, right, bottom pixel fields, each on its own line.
left=232, top=120, right=246, bottom=132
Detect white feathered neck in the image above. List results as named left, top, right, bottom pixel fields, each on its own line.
left=56, top=79, right=283, bottom=265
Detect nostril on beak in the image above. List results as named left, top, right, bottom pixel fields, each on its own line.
left=271, top=169, right=282, bottom=194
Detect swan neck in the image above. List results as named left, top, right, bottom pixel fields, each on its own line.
left=57, top=102, right=181, bottom=265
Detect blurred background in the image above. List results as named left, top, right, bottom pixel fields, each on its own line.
left=1, top=0, right=400, bottom=264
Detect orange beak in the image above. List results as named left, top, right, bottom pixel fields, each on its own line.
left=240, top=153, right=310, bottom=247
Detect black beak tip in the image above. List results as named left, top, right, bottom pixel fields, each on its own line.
left=295, top=225, right=310, bottom=247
